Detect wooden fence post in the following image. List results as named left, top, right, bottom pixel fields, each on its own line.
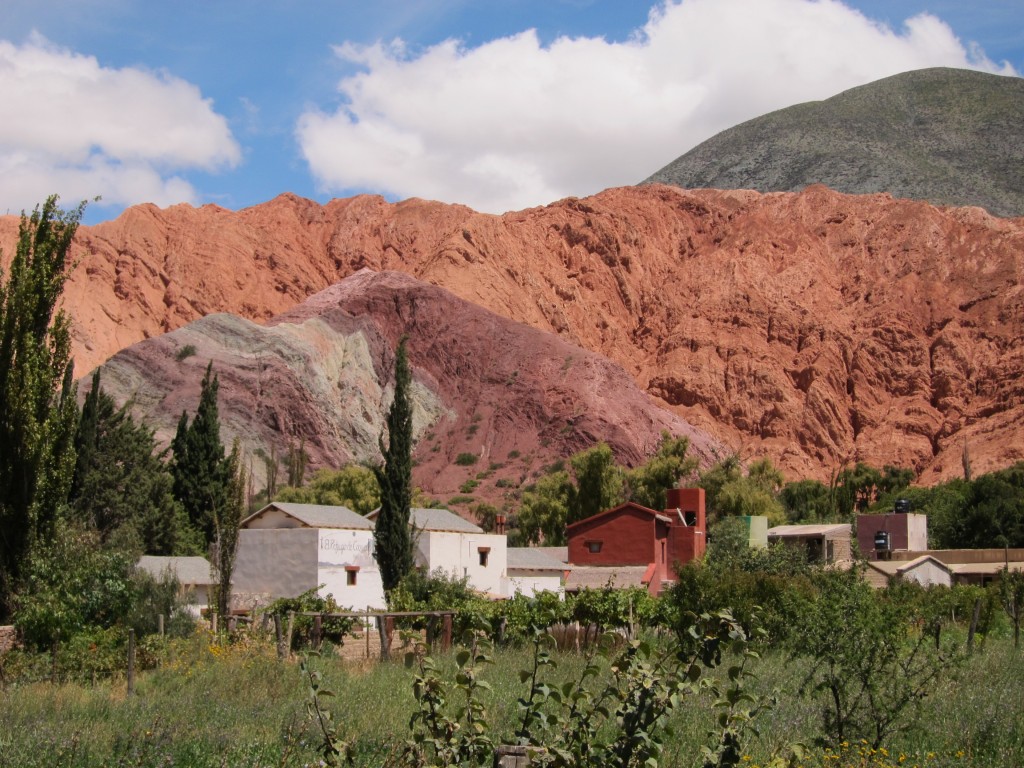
left=285, top=611, right=295, bottom=656
left=274, top=614, right=286, bottom=660
left=158, top=614, right=164, bottom=636
left=442, top=613, right=453, bottom=651
left=378, top=615, right=391, bottom=661
left=967, top=597, right=982, bottom=654
left=312, top=614, right=322, bottom=650
left=127, top=629, right=136, bottom=696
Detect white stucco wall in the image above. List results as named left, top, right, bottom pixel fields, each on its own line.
left=504, top=573, right=564, bottom=598
left=900, top=560, right=952, bottom=588
left=316, top=529, right=385, bottom=610
left=234, top=528, right=319, bottom=599
left=417, top=531, right=508, bottom=595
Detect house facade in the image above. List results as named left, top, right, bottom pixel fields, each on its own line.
left=504, top=547, right=566, bottom=597
left=233, top=502, right=386, bottom=610
left=368, top=507, right=509, bottom=596
left=565, top=488, right=707, bottom=595
left=767, top=523, right=852, bottom=564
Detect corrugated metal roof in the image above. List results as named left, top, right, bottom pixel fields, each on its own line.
left=767, top=523, right=851, bottom=538
left=564, top=565, right=650, bottom=591
left=507, top=547, right=568, bottom=571
left=949, top=561, right=1024, bottom=576
left=534, top=546, right=569, bottom=564
left=409, top=507, right=483, bottom=533
left=243, top=502, right=374, bottom=530
left=137, top=556, right=215, bottom=586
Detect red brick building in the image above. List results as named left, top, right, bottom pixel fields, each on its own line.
left=565, top=488, right=706, bottom=595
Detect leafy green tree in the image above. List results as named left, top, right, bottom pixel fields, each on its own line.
left=275, top=465, right=380, bottom=514
left=698, top=453, right=743, bottom=518
left=69, top=369, right=198, bottom=554
left=171, top=362, right=227, bottom=544
left=793, top=569, right=958, bottom=748
left=0, top=196, right=85, bottom=620
left=567, top=442, right=624, bottom=525
left=999, top=566, right=1024, bottom=649
left=374, top=338, right=415, bottom=593
left=13, top=522, right=134, bottom=651
left=780, top=479, right=833, bottom=523
left=625, top=432, right=697, bottom=510
left=516, top=470, right=573, bottom=545
left=213, top=439, right=246, bottom=619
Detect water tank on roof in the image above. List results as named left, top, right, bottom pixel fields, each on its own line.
left=894, top=498, right=911, bottom=514
left=874, top=530, right=891, bottom=552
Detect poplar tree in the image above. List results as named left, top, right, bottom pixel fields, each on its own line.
left=0, top=196, right=84, bottom=620
left=373, top=338, right=414, bottom=593
left=213, top=439, right=246, bottom=619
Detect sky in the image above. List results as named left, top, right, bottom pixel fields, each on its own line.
left=1, top=0, right=1021, bottom=224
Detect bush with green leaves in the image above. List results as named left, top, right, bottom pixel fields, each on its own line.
left=265, top=587, right=357, bottom=651
left=790, top=568, right=962, bottom=749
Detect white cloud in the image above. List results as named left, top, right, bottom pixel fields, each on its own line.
left=0, top=33, right=240, bottom=214
left=297, top=0, right=1017, bottom=214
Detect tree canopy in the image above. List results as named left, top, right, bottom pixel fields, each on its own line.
left=374, top=338, right=415, bottom=593
left=0, top=196, right=84, bottom=620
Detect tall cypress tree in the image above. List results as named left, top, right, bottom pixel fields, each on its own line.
left=0, top=196, right=84, bottom=620
left=373, top=338, right=414, bottom=593
left=171, top=362, right=226, bottom=545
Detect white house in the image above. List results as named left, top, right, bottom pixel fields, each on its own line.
left=136, top=555, right=216, bottom=615
left=504, top=547, right=566, bottom=597
left=369, top=507, right=509, bottom=596
left=233, top=502, right=385, bottom=610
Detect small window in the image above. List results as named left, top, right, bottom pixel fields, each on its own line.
left=478, top=547, right=490, bottom=567
left=345, top=565, right=359, bottom=586
left=586, top=541, right=603, bottom=554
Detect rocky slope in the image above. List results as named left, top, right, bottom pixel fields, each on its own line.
left=643, top=68, right=1024, bottom=218
left=3, top=184, right=1022, bottom=483
left=96, top=270, right=722, bottom=505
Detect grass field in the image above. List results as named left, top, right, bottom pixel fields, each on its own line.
left=1, top=627, right=1022, bottom=767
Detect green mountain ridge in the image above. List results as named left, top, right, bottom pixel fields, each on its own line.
left=643, top=67, right=1024, bottom=218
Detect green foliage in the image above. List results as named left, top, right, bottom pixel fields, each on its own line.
left=780, top=479, right=832, bottom=523
left=374, top=338, right=415, bottom=593
left=70, top=369, right=199, bottom=555
left=13, top=523, right=135, bottom=650
left=212, top=439, right=246, bottom=618
left=0, top=195, right=84, bottom=620
left=474, top=503, right=500, bottom=533
left=403, top=620, right=495, bottom=767
left=516, top=470, right=573, bottom=545
left=174, top=344, right=197, bottom=362
left=171, top=362, right=228, bottom=545
left=567, top=443, right=624, bottom=525
left=454, top=452, right=479, bottom=466
left=998, top=566, right=1024, bottom=648
left=300, top=652, right=353, bottom=765
left=624, top=432, right=698, bottom=510
left=266, top=587, right=357, bottom=651
left=276, top=465, right=381, bottom=514
left=700, top=455, right=786, bottom=525
left=791, top=568, right=961, bottom=749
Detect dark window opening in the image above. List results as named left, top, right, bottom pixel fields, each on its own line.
left=587, top=541, right=603, bottom=554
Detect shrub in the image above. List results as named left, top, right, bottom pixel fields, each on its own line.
left=175, top=344, right=197, bottom=362
left=455, top=452, right=478, bottom=466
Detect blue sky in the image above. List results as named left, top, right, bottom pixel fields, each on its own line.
left=2, top=0, right=1021, bottom=224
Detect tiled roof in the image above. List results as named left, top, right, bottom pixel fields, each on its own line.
left=243, top=502, right=373, bottom=530
left=136, top=556, right=215, bottom=586
left=409, top=507, right=483, bottom=533
left=507, top=547, right=568, bottom=571
left=564, top=565, right=651, bottom=591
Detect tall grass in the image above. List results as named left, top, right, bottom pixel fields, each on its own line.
left=1, top=628, right=1021, bottom=767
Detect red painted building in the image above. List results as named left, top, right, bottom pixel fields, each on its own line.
left=566, top=488, right=706, bottom=595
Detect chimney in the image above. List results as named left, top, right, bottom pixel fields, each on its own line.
left=495, top=514, right=507, bottom=535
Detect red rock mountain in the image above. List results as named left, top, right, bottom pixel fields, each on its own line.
left=2, top=184, right=1022, bottom=483
left=96, top=270, right=722, bottom=504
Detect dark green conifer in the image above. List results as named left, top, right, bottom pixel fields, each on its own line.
left=373, top=338, right=414, bottom=593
